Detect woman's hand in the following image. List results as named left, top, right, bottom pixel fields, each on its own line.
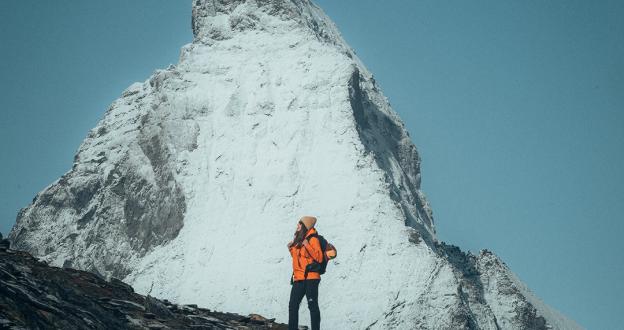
left=287, top=241, right=294, bottom=249
left=302, top=239, right=309, bottom=246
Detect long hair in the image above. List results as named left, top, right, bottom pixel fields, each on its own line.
left=293, top=221, right=308, bottom=247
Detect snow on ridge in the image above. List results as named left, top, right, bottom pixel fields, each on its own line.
left=476, top=250, right=583, bottom=329
left=191, top=0, right=349, bottom=50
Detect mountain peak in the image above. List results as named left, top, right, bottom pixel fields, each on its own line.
left=191, top=0, right=346, bottom=49
left=8, top=1, right=580, bottom=328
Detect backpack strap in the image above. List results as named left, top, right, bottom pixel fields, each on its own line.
left=303, top=233, right=319, bottom=256
left=304, top=233, right=321, bottom=280
left=305, top=233, right=318, bottom=241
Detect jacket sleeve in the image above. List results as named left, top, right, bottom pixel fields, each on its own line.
left=289, top=245, right=296, bottom=257
left=305, top=237, right=323, bottom=263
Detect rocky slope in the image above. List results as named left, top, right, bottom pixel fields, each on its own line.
left=0, top=232, right=286, bottom=330
left=8, top=0, right=581, bottom=329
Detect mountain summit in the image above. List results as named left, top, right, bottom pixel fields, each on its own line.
left=9, top=0, right=579, bottom=328
left=192, top=0, right=344, bottom=45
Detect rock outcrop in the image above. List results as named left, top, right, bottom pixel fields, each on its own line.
left=0, top=237, right=286, bottom=330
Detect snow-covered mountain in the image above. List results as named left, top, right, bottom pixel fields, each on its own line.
left=9, top=0, right=581, bottom=329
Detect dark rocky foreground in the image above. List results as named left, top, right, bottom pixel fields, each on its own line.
left=0, top=233, right=288, bottom=330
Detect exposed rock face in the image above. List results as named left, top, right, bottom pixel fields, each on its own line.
left=0, top=243, right=286, bottom=329
left=8, top=0, right=580, bottom=329
left=348, top=68, right=434, bottom=242
left=9, top=79, right=189, bottom=279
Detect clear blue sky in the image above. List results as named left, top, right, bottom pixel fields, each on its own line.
left=1, top=1, right=622, bottom=328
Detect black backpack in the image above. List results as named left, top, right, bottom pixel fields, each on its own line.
left=304, top=233, right=331, bottom=278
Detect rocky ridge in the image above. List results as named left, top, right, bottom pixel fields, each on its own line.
left=0, top=232, right=287, bottom=330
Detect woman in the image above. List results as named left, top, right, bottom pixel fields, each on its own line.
left=287, top=216, right=323, bottom=330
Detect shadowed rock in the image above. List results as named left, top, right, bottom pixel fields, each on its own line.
left=0, top=245, right=287, bottom=330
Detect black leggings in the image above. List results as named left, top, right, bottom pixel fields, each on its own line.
left=288, top=279, right=321, bottom=330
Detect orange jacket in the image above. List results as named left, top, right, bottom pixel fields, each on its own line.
left=289, top=228, right=323, bottom=281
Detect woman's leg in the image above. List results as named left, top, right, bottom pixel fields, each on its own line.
left=305, top=279, right=321, bottom=330
left=288, top=281, right=306, bottom=330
